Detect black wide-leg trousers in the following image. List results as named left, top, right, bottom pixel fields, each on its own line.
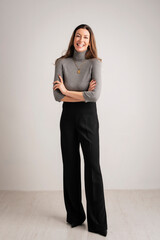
left=60, top=102, right=108, bottom=232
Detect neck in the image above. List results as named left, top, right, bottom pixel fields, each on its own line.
left=73, top=48, right=87, bottom=61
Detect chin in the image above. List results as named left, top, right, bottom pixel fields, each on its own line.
left=75, top=47, right=87, bottom=52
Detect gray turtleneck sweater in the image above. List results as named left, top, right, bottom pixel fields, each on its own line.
left=53, top=49, right=102, bottom=103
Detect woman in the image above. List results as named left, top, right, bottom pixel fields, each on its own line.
left=53, top=24, right=108, bottom=237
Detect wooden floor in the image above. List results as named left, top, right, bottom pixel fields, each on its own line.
left=0, top=190, right=160, bottom=239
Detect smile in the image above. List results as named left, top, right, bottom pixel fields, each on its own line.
left=77, top=43, right=85, bottom=47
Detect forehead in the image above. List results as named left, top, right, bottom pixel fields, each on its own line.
left=75, top=28, right=90, bottom=36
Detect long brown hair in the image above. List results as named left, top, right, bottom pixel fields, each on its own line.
left=54, top=24, right=102, bottom=65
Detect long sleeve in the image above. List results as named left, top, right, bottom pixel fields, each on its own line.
left=53, top=58, right=65, bottom=102
left=82, top=59, right=102, bottom=103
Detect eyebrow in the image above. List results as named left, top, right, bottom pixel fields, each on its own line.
left=76, top=33, right=89, bottom=37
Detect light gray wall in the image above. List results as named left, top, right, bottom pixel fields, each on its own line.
left=0, top=0, right=160, bottom=190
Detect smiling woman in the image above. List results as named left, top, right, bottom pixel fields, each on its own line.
left=53, top=25, right=102, bottom=103
left=52, top=24, right=108, bottom=237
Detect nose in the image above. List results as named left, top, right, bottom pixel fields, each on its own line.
left=79, top=38, right=82, bottom=42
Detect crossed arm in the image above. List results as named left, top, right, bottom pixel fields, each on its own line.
left=61, top=94, right=84, bottom=102
left=53, top=79, right=96, bottom=102
left=53, top=58, right=101, bottom=103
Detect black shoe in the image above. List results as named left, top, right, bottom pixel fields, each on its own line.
left=88, top=227, right=107, bottom=237
left=71, top=220, right=85, bottom=228
left=67, top=218, right=86, bottom=228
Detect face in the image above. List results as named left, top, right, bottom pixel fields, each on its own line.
left=73, top=28, right=90, bottom=52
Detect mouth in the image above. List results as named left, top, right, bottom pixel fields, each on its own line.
left=76, top=43, right=85, bottom=48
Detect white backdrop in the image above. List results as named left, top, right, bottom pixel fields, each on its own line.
left=0, top=0, right=160, bottom=190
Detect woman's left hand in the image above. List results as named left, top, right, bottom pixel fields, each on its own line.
left=53, top=75, right=67, bottom=95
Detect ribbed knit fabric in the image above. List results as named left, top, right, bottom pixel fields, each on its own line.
left=53, top=49, right=102, bottom=103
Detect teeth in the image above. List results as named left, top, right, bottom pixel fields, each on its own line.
left=77, top=43, right=84, bottom=47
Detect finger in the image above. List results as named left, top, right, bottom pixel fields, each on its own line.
left=58, top=75, right=63, bottom=82
left=53, top=84, right=59, bottom=89
left=53, top=81, right=59, bottom=84
left=53, top=86, right=58, bottom=90
left=53, top=84, right=59, bottom=88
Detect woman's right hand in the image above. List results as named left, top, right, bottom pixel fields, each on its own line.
left=88, top=79, right=96, bottom=91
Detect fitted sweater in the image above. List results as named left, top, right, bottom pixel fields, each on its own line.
left=53, top=48, right=102, bottom=103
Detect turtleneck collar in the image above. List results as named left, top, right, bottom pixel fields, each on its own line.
left=73, top=48, right=87, bottom=61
